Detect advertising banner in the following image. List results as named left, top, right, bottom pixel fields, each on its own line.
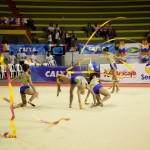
left=8, top=44, right=46, bottom=55
left=77, top=43, right=115, bottom=54
left=100, top=63, right=150, bottom=83
left=30, top=66, right=87, bottom=82
left=125, top=43, right=141, bottom=64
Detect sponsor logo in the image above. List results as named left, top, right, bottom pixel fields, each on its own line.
left=145, top=63, right=150, bottom=74
left=126, top=47, right=140, bottom=53
left=141, top=64, right=150, bottom=80
left=103, top=69, right=136, bottom=78
left=45, top=71, right=64, bottom=77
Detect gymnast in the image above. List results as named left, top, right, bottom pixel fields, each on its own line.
left=85, top=73, right=115, bottom=106
left=11, top=64, right=39, bottom=108
left=103, top=47, right=120, bottom=93
left=56, top=73, right=97, bottom=109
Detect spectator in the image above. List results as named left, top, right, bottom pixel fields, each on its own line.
left=1, top=36, right=8, bottom=44
left=27, top=17, right=36, bottom=31
left=107, top=23, right=116, bottom=42
left=47, top=31, right=53, bottom=44
left=70, top=30, right=77, bottom=48
left=45, top=51, right=57, bottom=66
left=93, top=23, right=100, bottom=37
left=30, top=51, right=40, bottom=65
left=145, top=30, right=150, bottom=43
left=100, top=25, right=108, bottom=40
left=86, top=23, right=93, bottom=37
left=60, top=27, right=67, bottom=44
left=54, top=29, right=61, bottom=44
left=48, top=23, right=55, bottom=34
left=31, top=33, right=39, bottom=44
left=55, top=24, right=60, bottom=31
left=17, top=49, right=27, bottom=66
left=6, top=51, right=16, bottom=65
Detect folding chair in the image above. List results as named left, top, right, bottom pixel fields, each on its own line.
left=0, top=65, right=6, bottom=79
left=15, top=64, right=22, bottom=76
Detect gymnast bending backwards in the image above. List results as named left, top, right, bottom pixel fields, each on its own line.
left=85, top=74, right=116, bottom=106
left=11, top=64, right=39, bottom=108
left=56, top=73, right=100, bottom=109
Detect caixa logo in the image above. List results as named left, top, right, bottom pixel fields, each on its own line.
left=45, top=70, right=71, bottom=77
left=141, top=64, right=150, bottom=80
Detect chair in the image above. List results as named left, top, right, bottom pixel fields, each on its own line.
left=8, top=64, right=16, bottom=78
left=28, top=62, right=35, bottom=66
left=43, top=63, right=48, bottom=66
left=15, top=64, right=22, bottom=76
left=0, top=65, right=6, bottom=79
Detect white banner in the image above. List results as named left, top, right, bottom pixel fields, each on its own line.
left=100, top=64, right=150, bottom=83
left=125, top=43, right=141, bottom=64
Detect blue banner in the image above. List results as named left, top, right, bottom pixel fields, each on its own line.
left=77, top=43, right=115, bottom=54
left=30, top=66, right=87, bottom=82
left=8, top=44, right=46, bottom=55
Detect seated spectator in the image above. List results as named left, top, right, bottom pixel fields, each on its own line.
left=27, top=17, right=36, bottom=31
left=6, top=51, right=16, bottom=65
left=30, top=51, right=40, bottom=65
left=17, top=49, right=27, bottom=66
left=45, top=51, right=57, bottom=66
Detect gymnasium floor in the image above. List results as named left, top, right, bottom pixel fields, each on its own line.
left=0, top=85, right=150, bottom=150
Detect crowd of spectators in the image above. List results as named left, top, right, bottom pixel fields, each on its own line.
left=85, top=22, right=116, bottom=42
left=47, top=23, right=78, bottom=50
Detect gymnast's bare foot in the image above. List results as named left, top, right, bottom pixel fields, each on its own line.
left=57, top=89, right=61, bottom=97
left=116, top=88, right=120, bottom=93
left=28, top=101, right=35, bottom=107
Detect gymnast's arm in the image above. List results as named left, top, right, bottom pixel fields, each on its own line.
left=86, top=86, right=96, bottom=105
left=11, top=74, right=21, bottom=82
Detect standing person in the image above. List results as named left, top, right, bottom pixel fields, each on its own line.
left=103, top=47, right=119, bottom=93
left=11, top=64, right=39, bottom=108
left=56, top=74, right=98, bottom=109
left=17, top=49, right=27, bottom=66
left=85, top=74, right=114, bottom=105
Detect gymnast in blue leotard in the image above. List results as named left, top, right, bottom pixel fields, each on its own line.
left=56, top=73, right=97, bottom=109
left=11, top=64, right=39, bottom=108
left=103, top=47, right=119, bottom=93
left=85, top=74, right=114, bottom=106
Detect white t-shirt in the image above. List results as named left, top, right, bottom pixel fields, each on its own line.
left=17, top=53, right=26, bottom=61
left=31, top=54, right=37, bottom=63
left=8, top=55, right=16, bottom=64
left=46, top=55, right=54, bottom=63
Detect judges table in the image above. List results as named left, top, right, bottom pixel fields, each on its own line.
left=30, top=66, right=87, bottom=82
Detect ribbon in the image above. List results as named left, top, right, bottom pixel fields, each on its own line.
left=33, top=115, right=70, bottom=126
left=0, top=50, right=16, bottom=138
